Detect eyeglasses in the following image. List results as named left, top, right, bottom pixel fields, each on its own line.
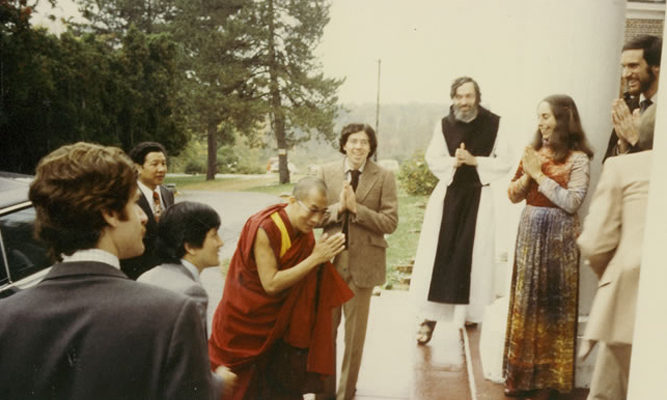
left=297, top=200, right=327, bottom=217
left=347, top=138, right=370, bottom=147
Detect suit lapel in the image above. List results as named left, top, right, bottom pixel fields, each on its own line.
left=356, top=160, right=379, bottom=202
left=159, top=185, right=174, bottom=208
left=138, top=192, right=156, bottom=225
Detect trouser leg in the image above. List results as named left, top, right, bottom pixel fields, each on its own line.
left=336, top=281, right=373, bottom=400
left=316, top=304, right=342, bottom=400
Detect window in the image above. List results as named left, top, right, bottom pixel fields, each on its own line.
left=0, top=206, right=50, bottom=284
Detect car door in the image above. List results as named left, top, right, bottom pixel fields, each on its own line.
left=0, top=202, right=51, bottom=298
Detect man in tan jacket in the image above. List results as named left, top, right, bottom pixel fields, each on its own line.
left=316, top=123, right=398, bottom=400
left=578, top=104, right=656, bottom=400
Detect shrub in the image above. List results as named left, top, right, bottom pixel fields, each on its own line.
left=398, top=151, right=438, bottom=196
left=184, top=159, right=206, bottom=174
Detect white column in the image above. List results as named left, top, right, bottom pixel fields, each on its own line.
left=627, top=35, right=667, bottom=400
left=447, top=0, right=627, bottom=385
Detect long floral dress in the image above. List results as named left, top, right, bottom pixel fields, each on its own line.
left=503, top=148, right=590, bottom=393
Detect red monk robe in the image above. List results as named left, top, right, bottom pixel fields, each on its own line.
left=209, top=203, right=353, bottom=399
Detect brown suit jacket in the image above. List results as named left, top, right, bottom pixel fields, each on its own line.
left=578, top=151, right=652, bottom=345
left=317, top=159, right=398, bottom=288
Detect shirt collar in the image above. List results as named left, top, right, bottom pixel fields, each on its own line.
left=639, top=93, right=654, bottom=104
left=180, top=258, right=201, bottom=282
left=344, top=157, right=366, bottom=173
left=137, top=180, right=161, bottom=212
left=61, top=249, right=120, bottom=270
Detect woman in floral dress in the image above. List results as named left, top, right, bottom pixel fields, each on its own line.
left=504, top=94, right=594, bottom=399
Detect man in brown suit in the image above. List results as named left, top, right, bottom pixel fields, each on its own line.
left=578, top=104, right=656, bottom=400
left=316, top=123, right=398, bottom=400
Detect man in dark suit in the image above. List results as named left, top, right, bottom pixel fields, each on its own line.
left=604, top=35, right=661, bottom=161
left=316, top=124, right=399, bottom=400
left=0, top=142, right=214, bottom=400
left=121, top=141, right=175, bottom=279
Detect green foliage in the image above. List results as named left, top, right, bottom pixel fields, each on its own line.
left=0, top=3, right=187, bottom=173
left=184, top=159, right=206, bottom=175
left=1, top=0, right=343, bottom=176
left=250, top=0, right=344, bottom=183
left=398, top=152, right=438, bottom=196
left=169, top=0, right=265, bottom=180
left=217, top=145, right=264, bottom=174
left=171, top=132, right=268, bottom=175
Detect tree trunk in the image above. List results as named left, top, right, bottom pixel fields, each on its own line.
left=206, top=120, right=217, bottom=181
left=267, top=0, right=289, bottom=184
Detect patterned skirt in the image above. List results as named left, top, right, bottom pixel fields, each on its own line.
left=503, top=205, right=579, bottom=393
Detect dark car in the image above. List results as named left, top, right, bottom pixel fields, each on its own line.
left=0, top=172, right=51, bottom=298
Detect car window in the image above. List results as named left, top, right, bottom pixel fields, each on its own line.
left=0, top=206, right=51, bottom=283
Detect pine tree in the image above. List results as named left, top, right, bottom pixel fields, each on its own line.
left=248, top=0, right=343, bottom=183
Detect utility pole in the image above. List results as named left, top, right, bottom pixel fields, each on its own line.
left=374, top=58, right=381, bottom=161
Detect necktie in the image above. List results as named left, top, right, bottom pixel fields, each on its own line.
left=350, top=169, right=361, bottom=192
left=640, top=99, right=652, bottom=113
left=343, top=169, right=361, bottom=249
left=152, top=190, right=162, bottom=220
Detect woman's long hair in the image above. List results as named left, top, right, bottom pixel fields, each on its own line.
left=531, top=94, right=594, bottom=162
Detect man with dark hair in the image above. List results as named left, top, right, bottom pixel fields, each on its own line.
left=122, top=141, right=174, bottom=279
left=410, top=76, right=509, bottom=342
left=0, top=142, right=214, bottom=400
left=209, top=177, right=352, bottom=399
left=139, top=201, right=221, bottom=330
left=316, top=124, right=398, bottom=400
left=604, top=34, right=661, bottom=161
left=138, top=201, right=237, bottom=398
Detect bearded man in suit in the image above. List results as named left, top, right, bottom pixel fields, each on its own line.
left=604, top=35, right=661, bottom=161
left=121, top=141, right=175, bottom=279
left=0, top=142, right=214, bottom=400
left=316, top=123, right=399, bottom=400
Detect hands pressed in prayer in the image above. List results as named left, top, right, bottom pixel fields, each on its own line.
left=339, top=182, right=357, bottom=214
left=312, top=232, right=346, bottom=263
left=521, top=146, right=546, bottom=184
left=611, top=98, right=641, bottom=153
left=454, top=142, right=477, bottom=167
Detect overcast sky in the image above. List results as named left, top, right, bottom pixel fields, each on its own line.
left=34, top=1, right=474, bottom=105
left=317, top=0, right=463, bottom=105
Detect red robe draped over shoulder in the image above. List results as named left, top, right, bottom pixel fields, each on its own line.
left=209, top=204, right=353, bottom=398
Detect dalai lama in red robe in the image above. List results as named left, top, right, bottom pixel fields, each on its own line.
left=209, top=177, right=353, bottom=399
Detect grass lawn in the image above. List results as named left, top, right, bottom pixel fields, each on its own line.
left=385, top=191, right=427, bottom=289
left=166, top=173, right=426, bottom=290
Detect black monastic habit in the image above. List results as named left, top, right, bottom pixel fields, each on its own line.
left=427, top=105, right=500, bottom=304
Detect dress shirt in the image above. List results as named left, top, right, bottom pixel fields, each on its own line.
left=61, top=248, right=121, bottom=270
left=638, top=94, right=654, bottom=113
left=344, top=158, right=366, bottom=183
left=137, top=180, right=163, bottom=215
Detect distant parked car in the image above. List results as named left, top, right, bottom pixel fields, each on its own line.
left=0, top=172, right=51, bottom=298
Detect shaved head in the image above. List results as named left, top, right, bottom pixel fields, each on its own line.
left=292, top=176, right=327, bottom=201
